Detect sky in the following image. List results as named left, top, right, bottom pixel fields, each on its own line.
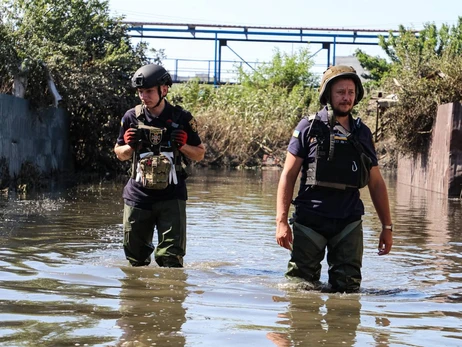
left=108, top=0, right=462, bottom=81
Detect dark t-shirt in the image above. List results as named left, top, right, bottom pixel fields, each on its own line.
left=288, top=106, right=378, bottom=219
left=117, top=101, right=202, bottom=205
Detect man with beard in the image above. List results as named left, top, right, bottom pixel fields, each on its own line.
left=275, top=65, right=392, bottom=293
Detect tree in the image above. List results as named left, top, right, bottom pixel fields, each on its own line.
left=354, top=49, right=391, bottom=86
left=355, top=17, right=462, bottom=154
left=0, top=0, right=165, bottom=174
left=237, top=47, right=318, bottom=91
left=0, top=20, right=20, bottom=94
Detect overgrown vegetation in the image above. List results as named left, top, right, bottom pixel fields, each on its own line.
left=170, top=48, right=320, bottom=166
left=0, top=0, right=163, bottom=176
left=2, top=0, right=462, bottom=180
left=355, top=18, right=462, bottom=155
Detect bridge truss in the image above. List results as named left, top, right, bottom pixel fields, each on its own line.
left=125, top=22, right=402, bottom=85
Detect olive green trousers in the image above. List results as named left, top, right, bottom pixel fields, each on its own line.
left=286, top=220, right=363, bottom=293
left=123, top=199, right=186, bottom=267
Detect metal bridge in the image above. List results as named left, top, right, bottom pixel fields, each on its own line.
left=125, top=22, right=405, bottom=85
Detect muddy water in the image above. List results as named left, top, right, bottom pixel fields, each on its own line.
left=0, top=168, right=461, bottom=347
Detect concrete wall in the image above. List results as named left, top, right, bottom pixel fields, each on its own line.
left=397, top=102, right=462, bottom=197
left=0, top=94, right=72, bottom=177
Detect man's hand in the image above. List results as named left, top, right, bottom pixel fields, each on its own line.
left=171, top=129, right=188, bottom=149
left=276, top=221, right=293, bottom=250
left=378, top=229, right=393, bottom=255
left=123, top=128, right=140, bottom=148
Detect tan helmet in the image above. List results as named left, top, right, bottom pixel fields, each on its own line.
left=318, top=65, right=364, bottom=106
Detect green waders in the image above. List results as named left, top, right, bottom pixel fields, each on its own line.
left=286, top=220, right=363, bottom=293
left=123, top=199, right=186, bottom=267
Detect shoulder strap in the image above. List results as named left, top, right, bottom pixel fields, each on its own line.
left=305, top=112, right=336, bottom=161
left=335, top=124, right=366, bottom=155
left=134, top=104, right=146, bottom=125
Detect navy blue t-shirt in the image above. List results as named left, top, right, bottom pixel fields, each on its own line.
left=117, top=101, right=202, bottom=205
left=288, top=106, right=378, bottom=219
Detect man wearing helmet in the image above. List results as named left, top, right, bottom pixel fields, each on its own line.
left=114, top=64, right=205, bottom=268
left=275, top=65, right=392, bottom=293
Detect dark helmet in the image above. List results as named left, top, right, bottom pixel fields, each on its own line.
left=318, top=65, right=364, bottom=106
left=131, top=64, right=173, bottom=89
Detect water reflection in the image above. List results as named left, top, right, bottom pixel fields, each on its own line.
left=384, top=179, right=462, bottom=298
left=0, top=169, right=461, bottom=346
left=116, top=267, right=188, bottom=347
left=267, top=292, right=361, bottom=346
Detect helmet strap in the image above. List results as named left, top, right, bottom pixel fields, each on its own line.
left=154, top=85, right=164, bottom=108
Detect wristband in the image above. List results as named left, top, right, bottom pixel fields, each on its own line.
left=382, top=224, right=393, bottom=231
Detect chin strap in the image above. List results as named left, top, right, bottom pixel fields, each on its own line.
left=153, top=85, right=168, bottom=108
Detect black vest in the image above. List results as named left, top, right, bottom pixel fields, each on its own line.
left=305, top=114, right=371, bottom=190
left=131, top=104, right=186, bottom=178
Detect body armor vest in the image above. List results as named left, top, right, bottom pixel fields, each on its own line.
left=305, top=115, right=372, bottom=190
left=131, top=105, right=185, bottom=189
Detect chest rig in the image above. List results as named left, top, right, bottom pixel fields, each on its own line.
left=305, top=111, right=372, bottom=190
left=131, top=104, right=185, bottom=189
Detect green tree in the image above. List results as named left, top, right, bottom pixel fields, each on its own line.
left=0, top=0, right=164, bottom=174
left=354, top=49, right=391, bottom=85
left=169, top=47, right=319, bottom=167
left=0, top=20, right=18, bottom=94
left=360, top=18, right=462, bottom=154
left=237, top=47, right=318, bottom=91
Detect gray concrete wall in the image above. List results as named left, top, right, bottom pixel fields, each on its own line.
left=397, top=102, right=462, bottom=197
left=0, top=94, right=72, bottom=177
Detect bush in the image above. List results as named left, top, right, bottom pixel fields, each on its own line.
left=356, top=18, right=462, bottom=155
left=170, top=68, right=319, bottom=167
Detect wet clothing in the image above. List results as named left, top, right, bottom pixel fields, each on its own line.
left=286, top=218, right=364, bottom=293
left=286, top=106, right=377, bottom=292
left=123, top=200, right=186, bottom=267
left=117, top=100, right=201, bottom=267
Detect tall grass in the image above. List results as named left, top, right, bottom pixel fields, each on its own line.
left=170, top=80, right=319, bottom=167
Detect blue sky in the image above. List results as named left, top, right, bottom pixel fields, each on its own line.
left=108, top=0, right=462, bottom=80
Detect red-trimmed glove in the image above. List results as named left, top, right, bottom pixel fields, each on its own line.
left=123, top=128, right=140, bottom=148
left=171, top=129, right=188, bottom=149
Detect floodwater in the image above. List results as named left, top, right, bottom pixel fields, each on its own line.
left=0, top=168, right=461, bottom=347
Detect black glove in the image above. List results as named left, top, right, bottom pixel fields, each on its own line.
left=171, top=129, right=188, bottom=149
left=123, top=127, right=140, bottom=148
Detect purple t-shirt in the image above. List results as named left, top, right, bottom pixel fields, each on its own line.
left=117, top=101, right=202, bottom=205
left=288, top=107, right=378, bottom=219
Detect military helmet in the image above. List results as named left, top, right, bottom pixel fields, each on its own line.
left=318, top=65, right=364, bottom=106
left=131, top=64, right=173, bottom=89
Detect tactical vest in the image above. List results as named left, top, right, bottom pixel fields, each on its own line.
left=131, top=104, right=186, bottom=189
left=305, top=115, right=372, bottom=190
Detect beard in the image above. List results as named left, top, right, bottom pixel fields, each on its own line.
left=331, top=103, right=353, bottom=117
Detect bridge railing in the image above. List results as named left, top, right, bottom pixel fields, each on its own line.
left=153, top=57, right=324, bottom=84
left=153, top=58, right=260, bottom=84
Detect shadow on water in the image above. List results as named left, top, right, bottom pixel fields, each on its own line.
left=0, top=169, right=461, bottom=346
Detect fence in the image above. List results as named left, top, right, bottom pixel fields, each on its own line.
left=156, top=58, right=326, bottom=84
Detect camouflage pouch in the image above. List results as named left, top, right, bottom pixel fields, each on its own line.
left=137, top=153, right=172, bottom=189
